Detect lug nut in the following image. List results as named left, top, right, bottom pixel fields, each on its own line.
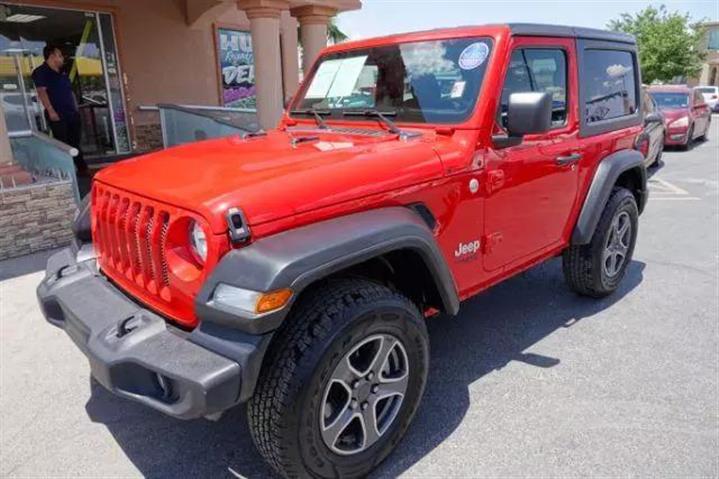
left=371, top=385, right=379, bottom=394
left=361, top=401, right=369, bottom=411
left=366, top=371, right=375, bottom=380
left=350, top=399, right=358, bottom=409
left=352, top=380, right=360, bottom=389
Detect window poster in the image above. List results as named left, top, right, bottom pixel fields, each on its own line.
left=217, top=28, right=255, bottom=108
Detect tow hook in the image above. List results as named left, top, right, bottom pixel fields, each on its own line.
left=116, top=315, right=139, bottom=338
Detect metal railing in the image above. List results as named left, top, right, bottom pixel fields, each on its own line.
left=139, top=104, right=260, bottom=148
left=8, top=130, right=80, bottom=203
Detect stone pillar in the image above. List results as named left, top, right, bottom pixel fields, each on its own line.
left=291, top=5, right=336, bottom=75
left=0, top=101, right=13, bottom=164
left=238, top=0, right=288, bottom=130
left=280, top=12, right=300, bottom=102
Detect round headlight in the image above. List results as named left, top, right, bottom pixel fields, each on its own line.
left=189, top=220, right=207, bottom=263
left=671, top=116, right=689, bottom=128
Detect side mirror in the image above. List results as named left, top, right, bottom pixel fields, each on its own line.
left=644, top=112, right=663, bottom=125
left=493, top=92, right=553, bottom=149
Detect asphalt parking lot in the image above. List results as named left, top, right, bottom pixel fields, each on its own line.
left=1, top=118, right=718, bottom=478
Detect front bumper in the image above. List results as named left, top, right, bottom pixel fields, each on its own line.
left=37, top=244, right=269, bottom=419
left=664, top=127, right=689, bottom=146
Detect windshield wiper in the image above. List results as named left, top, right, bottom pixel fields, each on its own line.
left=342, top=109, right=402, bottom=135
left=290, top=108, right=331, bottom=129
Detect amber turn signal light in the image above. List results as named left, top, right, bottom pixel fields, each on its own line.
left=256, top=288, right=293, bottom=313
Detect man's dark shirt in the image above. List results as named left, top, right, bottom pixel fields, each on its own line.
left=31, top=63, right=78, bottom=119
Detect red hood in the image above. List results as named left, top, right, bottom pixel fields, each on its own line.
left=95, top=129, right=445, bottom=234
left=660, top=107, right=690, bottom=123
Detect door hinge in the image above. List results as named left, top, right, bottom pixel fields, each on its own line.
left=483, top=232, right=503, bottom=254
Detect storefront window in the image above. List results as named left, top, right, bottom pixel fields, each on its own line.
left=217, top=28, right=256, bottom=108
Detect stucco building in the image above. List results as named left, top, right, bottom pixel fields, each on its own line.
left=697, top=21, right=719, bottom=87
left=0, top=0, right=359, bottom=260
left=0, top=0, right=360, bottom=160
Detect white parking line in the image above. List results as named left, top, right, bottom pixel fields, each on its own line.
left=649, top=177, right=691, bottom=195
left=651, top=196, right=701, bottom=201
left=648, top=177, right=701, bottom=201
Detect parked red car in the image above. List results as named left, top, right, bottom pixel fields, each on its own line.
left=648, top=85, right=712, bottom=149
left=39, top=24, right=648, bottom=478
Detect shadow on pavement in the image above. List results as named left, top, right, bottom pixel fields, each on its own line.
left=0, top=248, right=60, bottom=281
left=84, top=257, right=645, bottom=478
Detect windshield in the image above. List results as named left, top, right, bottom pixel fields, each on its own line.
left=696, top=87, right=716, bottom=94
left=292, top=37, right=493, bottom=124
left=650, top=92, right=689, bottom=109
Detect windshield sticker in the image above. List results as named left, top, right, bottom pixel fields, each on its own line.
left=314, top=141, right=354, bottom=152
left=458, top=42, right=489, bottom=70
left=305, top=56, right=368, bottom=99
left=450, top=80, right=466, bottom=98
left=327, top=56, right=368, bottom=99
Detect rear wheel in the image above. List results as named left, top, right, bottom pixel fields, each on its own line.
left=248, top=279, right=429, bottom=478
left=563, top=187, right=638, bottom=297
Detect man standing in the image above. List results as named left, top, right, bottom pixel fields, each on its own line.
left=32, top=44, right=87, bottom=173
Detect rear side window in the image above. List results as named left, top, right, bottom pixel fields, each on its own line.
left=584, top=49, right=637, bottom=123
left=499, top=48, right=567, bottom=128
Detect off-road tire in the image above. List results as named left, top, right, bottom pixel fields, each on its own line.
left=562, top=187, right=638, bottom=298
left=248, top=278, right=429, bottom=478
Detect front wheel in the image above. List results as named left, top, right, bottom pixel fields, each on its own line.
left=248, top=279, right=429, bottom=478
left=563, top=187, right=639, bottom=297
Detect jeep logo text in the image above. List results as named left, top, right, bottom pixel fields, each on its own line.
left=454, top=240, right=481, bottom=260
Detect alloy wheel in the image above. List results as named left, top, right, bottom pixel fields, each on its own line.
left=319, top=334, right=409, bottom=456
left=602, top=210, right=631, bottom=277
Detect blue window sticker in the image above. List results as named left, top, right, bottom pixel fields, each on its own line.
left=458, top=42, right=489, bottom=70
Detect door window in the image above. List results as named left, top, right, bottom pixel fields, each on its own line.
left=583, top=49, right=637, bottom=123
left=499, top=48, right=567, bottom=128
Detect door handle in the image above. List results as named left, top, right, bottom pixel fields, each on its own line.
left=555, top=153, right=582, bottom=166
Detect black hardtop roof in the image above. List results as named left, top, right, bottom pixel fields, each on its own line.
left=508, top=23, right=636, bottom=44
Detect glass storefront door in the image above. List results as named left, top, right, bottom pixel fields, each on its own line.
left=0, top=3, right=129, bottom=157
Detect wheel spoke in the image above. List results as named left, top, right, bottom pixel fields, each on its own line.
left=369, top=336, right=399, bottom=375
left=606, top=252, right=617, bottom=276
left=360, top=401, right=381, bottom=446
left=618, top=217, right=630, bottom=238
left=322, top=407, right=357, bottom=450
left=334, top=355, right=360, bottom=383
left=376, top=373, right=409, bottom=398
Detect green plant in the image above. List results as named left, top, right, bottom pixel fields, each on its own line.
left=608, top=5, right=707, bottom=83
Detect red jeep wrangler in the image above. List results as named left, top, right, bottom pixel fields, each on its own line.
left=39, top=24, right=647, bottom=478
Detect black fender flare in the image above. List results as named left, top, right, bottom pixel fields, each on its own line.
left=195, top=207, right=460, bottom=335
left=571, top=148, right=647, bottom=245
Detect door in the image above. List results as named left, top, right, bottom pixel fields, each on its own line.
left=0, top=49, right=45, bottom=133
left=0, top=4, right=130, bottom=154
left=484, top=38, right=580, bottom=271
